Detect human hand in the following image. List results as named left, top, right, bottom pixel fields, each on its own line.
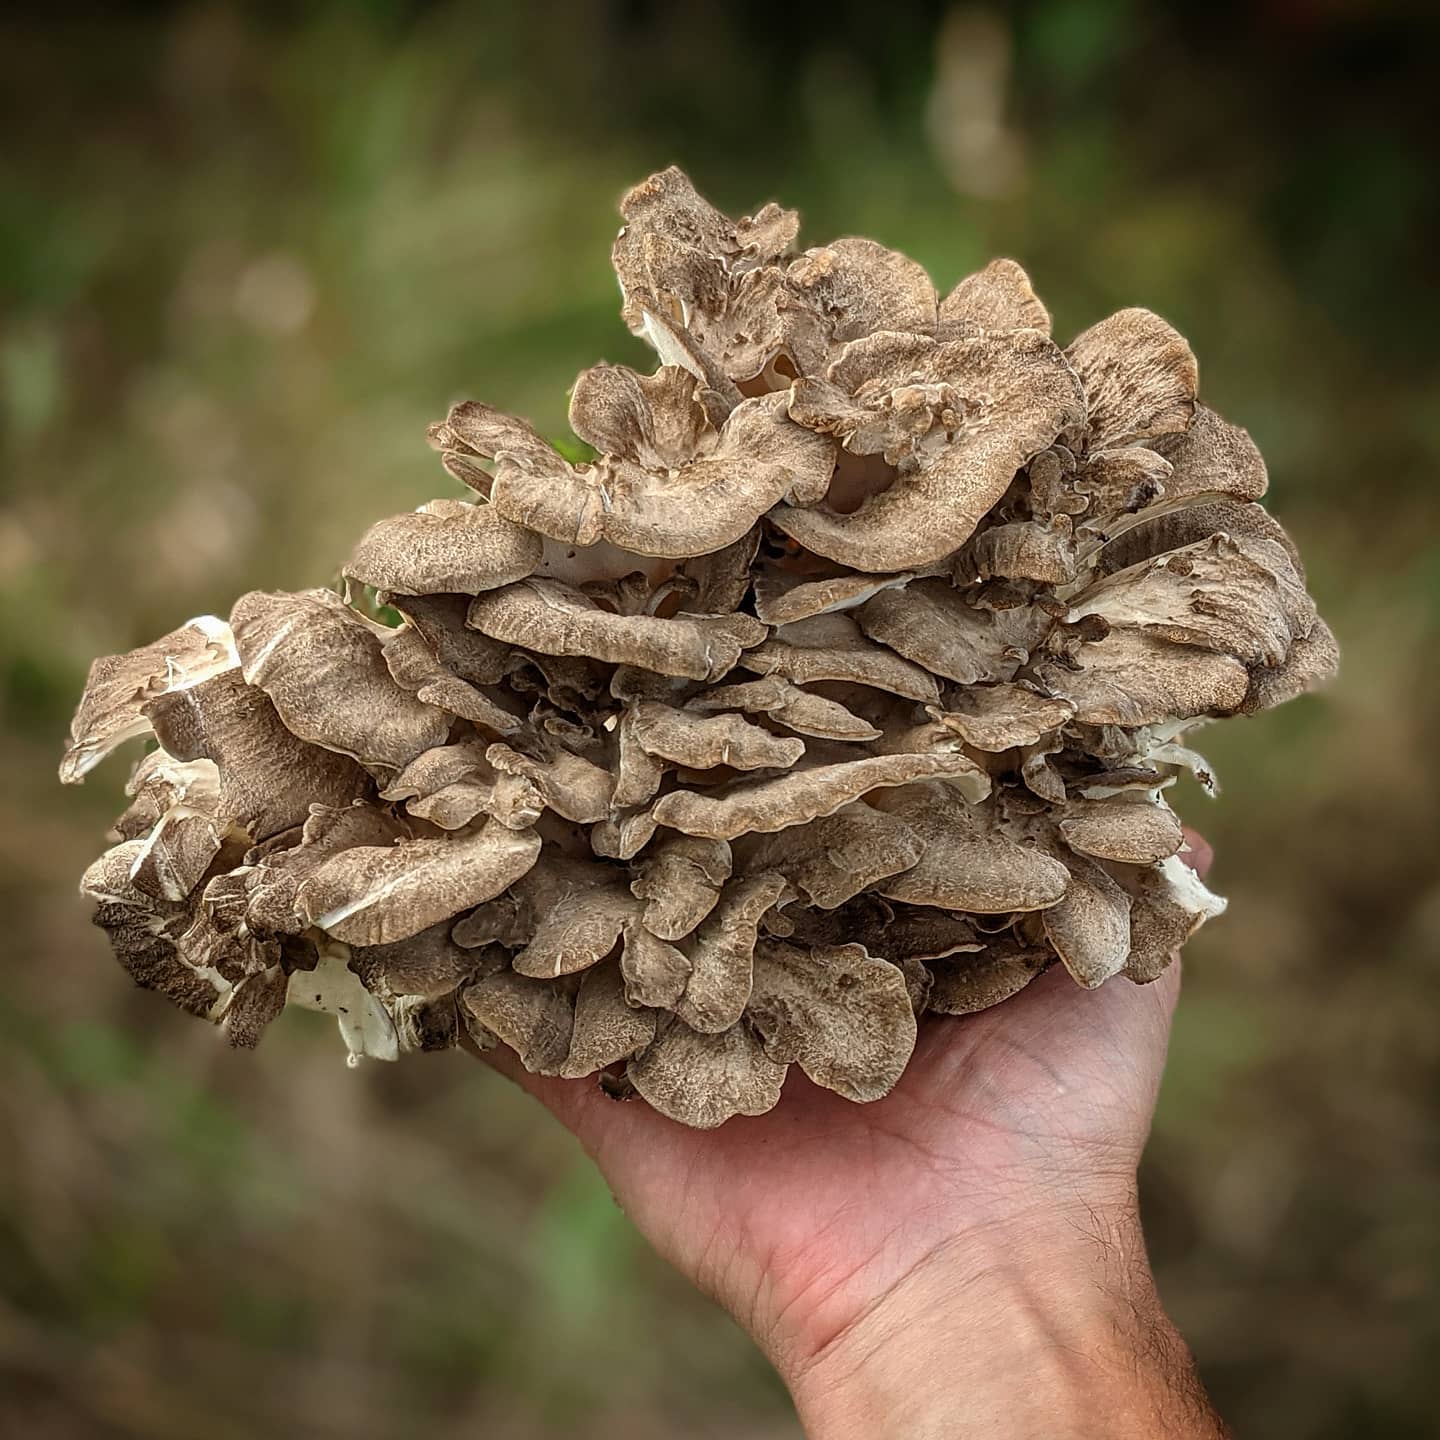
left=479, top=832, right=1228, bottom=1438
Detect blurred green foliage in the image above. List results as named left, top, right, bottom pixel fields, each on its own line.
left=2, top=2, right=1437, bottom=1435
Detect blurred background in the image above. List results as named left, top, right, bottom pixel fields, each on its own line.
left=2, top=0, right=1437, bottom=1434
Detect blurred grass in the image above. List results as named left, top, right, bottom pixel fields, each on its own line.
left=2, top=1, right=1438, bottom=1435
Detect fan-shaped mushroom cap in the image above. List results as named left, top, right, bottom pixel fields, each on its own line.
left=858, top=578, right=1020, bottom=685
left=1066, top=307, right=1198, bottom=452
left=1060, top=796, right=1184, bottom=865
left=1071, top=534, right=1315, bottom=669
left=501, top=387, right=834, bottom=557
left=348, top=917, right=487, bottom=1004
left=81, top=839, right=161, bottom=907
left=873, top=784, right=1070, bottom=913
left=1034, top=627, right=1249, bottom=726
left=88, top=893, right=231, bottom=1019
left=146, top=669, right=370, bottom=842
left=1152, top=404, right=1268, bottom=503
left=1093, top=499, right=1300, bottom=580
left=1241, top=617, right=1339, bottom=714
left=447, top=367, right=833, bottom=560
left=931, top=686, right=1075, bottom=752
left=485, top=740, right=614, bottom=825
left=221, top=966, right=291, bottom=1050
left=627, top=1015, right=788, bottom=1129
left=230, top=800, right=409, bottom=938
left=461, top=970, right=575, bottom=1076
left=1114, top=854, right=1228, bottom=983
left=1042, top=851, right=1133, bottom=989
left=345, top=499, right=543, bottom=596
left=748, top=940, right=917, bottom=1102
left=753, top=563, right=919, bottom=626
left=388, top=593, right=514, bottom=686
left=60, top=616, right=237, bottom=783
left=232, top=590, right=449, bottom=775
left=927, top=942, right=1053, bottom=1014
left=629, top=834, right=732, bottom=941
left=612, top=166, right=799, bottom=351
left=380, top=740, right=543, bottom=831
left=619, top=921, right=694, bottom=1008
left=739, top=804, right=924, bottom=909
left=653, top=752, right=987, bottom=843
left=381, top=626, right=522, bottom=735
left=297, top=820, right=541, bottom=947
left=127, top=804, right=226, bottom=904
left=961, top=516, right=1077, bottom=586
left=687, top=677, right=882, bottom=742
left=784, top=238, right=939, bottom=371
left=427, top=399, right=565, bottom=495
left=468, top=579, right=765, bottom=681
left=771, top=328, right=1086, bottom=572
left=628, top=699, right=806, bottom=773
left=111, top=750, right=221, bottom=842
left=450, top=853, right=578, bottom=950
left=589, top=809, right=660, bottom=862
left=741, top=613, right=940, bottom=703
left=608, top=706, right=663, bottom=810
left=511, top=875, right=635, bottom=979
left=674, top=872, right=788, bottom=1033
left=560, top=962, right=658, bottom=1079
left=569, top=363, right=710, bottom=468
left=937, top=258, right=1051, bottom=338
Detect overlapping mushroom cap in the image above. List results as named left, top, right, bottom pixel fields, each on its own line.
left=62, top=168, right=1335, bottom=1126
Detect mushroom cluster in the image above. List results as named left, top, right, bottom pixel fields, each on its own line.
left=61, top=169, right=1336, bottom=1127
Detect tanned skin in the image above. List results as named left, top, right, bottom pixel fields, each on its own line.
left=478, top=832, right=1230, bottom=1439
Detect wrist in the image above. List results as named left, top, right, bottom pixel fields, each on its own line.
left=781, top=1196, right=1223, bottom=1440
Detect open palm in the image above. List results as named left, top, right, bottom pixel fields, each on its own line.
left=480, top=835, right=1196, bottom=1379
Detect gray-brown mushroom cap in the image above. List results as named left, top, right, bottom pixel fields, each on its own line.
left=739, top=805, right=924, bottom=910
left=61, top=164, right=1333, bottom=1123
left=561, top=962, right=658, bottom=1079
left=651, top=752, right=989, bottom=842
left=872, top=785, right=1070, bottom=913
left=931, top=686, right=1075, bottom=752
left=60, top=616, right=237, bottom=784
left=468, top=579, right=766, bottom=681
left=740, top=613, right=941, bottom=703
left=612, top=166, right=799, bottom=346
left=686, top=677, right=881, bottom=742
left=1066, top=307, right=1199, bottom=452
left=857, top=579, right=1021, bottom=686
left=770, top=328, right=1087, bottom=572
left=627, top=1015, right=788, bottom=1129
left=344, top=499, right=543, bottom=596
left=145, top=669, right=371, bottom=842
left=298, top=821, right=542, bottom=948
left=674, top=872, right=788, bottom=1033
left=748, top=940, right=917, bottom=1102
left=937, top=258, right=1051, bottom=339
left=232, top=589, right=450, bottom=775
left=1042, top=851, right=1133, bottom=989
left=630, top=834, right=731, bottom=941
left=446, top=370, right=835, bottom=560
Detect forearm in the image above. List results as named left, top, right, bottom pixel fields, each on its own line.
left=782, top=1204, right=1228, bottom=1440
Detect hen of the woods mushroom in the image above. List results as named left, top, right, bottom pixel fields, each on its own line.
left=62, top=169, right=1336, bottom=1128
